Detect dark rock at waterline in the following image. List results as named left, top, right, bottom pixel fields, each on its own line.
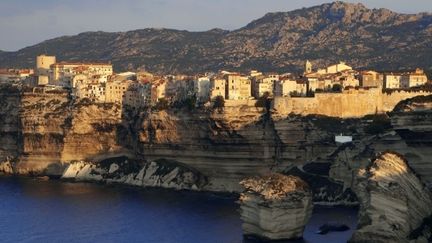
left=316, top=223, right=350, bottom=234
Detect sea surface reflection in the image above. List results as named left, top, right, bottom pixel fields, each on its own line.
left=0, top=177, right=357, bottom=243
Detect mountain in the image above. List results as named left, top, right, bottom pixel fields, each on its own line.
left=1, top=1, right=432, bottom=74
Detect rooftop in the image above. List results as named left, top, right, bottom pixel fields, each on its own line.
left=51, top=61, right=112, bottom=67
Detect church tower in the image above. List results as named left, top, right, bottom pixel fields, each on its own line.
left=305, top=60, right=312, bottom=74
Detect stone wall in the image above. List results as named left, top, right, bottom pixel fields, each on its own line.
left=382, top=90, right=431, bottom=111
left=273, top=89, right=432, bottom=118
left=224, top=99, right=258, bottom=107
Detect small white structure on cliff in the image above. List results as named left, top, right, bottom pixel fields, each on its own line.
left=335, top=134, right=353, bottom=144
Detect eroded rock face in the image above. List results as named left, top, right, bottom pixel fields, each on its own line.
left=62, top=157, right=208, bottom=191
left=0, top=160, right=13, bottom=174
left=350, top=152, right=432, bottom=243
left=239, top=174, right=313, bottom=241
left=2, top=87, right=432, bottom=205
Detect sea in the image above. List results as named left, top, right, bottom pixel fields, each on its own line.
left=0, top=177, right=357, bottom=243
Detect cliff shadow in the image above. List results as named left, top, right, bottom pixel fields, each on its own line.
left=0, top=85, right=24, bottom=163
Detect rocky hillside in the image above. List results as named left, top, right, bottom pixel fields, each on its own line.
left=1, top=1, right=432, bottom=73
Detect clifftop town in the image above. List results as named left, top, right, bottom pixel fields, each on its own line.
left=1, top=1, right=432, bottom=74
left=2, top=53, right=431, bottom=119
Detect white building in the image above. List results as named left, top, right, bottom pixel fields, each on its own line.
left=275, top=79, right=307, bottom=96
left=226, top=74, right=252, bottom=100
left=194, top=76, right=211, bottom=102
left=35, top=55, right=56, bottom=85
left=402, top=69, right=428, bottom=88
left=210, top=78, right=226, bottom=100
left=384, top=74, right=404, bottom=89
left=51, top=61, right=113, bottom=86
left=316, top=62, right=352, bottom=75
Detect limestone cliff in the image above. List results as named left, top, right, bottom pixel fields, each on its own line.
left=17, top=90, right=70, bottom=174
left=0, top=86, right=22, bottom=163
left=0, top=89, right=127, bottom=176
left=60, top=100, right=125, bottom=162
left=62, top=156, right=207, bottom=190
left=1, top=87, right=432, bottom=207
left=350, top=152, right=432, bottom=243
left=128, top=106, right=274, bottom=192
left=239, top=174, right=313, bottom=240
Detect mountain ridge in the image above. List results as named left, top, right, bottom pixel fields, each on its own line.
left=1, top=1, right=432, bottom=74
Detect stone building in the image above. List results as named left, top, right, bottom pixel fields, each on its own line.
left=384, top=69, right=428, bottom=89
left=275, top=79, right=306, bottom=97
left=122, top=81, right=155, bottom=109
left=402, top=68, right=428, bottom=88
left=210, top=77, right=226, bottom=100
left=165, top=78, right=194, bottom=103
left=105, top=80, right=135, bottom=104
left=35, top=55, right=56, bottom=85
left=306, top=69, right=359, bottom=92
left=150, top=79, right=167, bottom=104
left=34, top=55, right=113, bottom=87
left=250, top=70, right=263, bottom=78
left=226, top=74, right=252, bottom=100
left=87, top=83, right=106, bottom=103
left=252, top=73, right=279, bottom=98
left=316, top=61, right=352, bottom=75
left=384, top=73, right=403, bottom=89
left=51, top=61, right=113, bottom=86
left=359, top=71, right=382, bottom=88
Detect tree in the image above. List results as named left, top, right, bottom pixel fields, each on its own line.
left=365, top=114, right=391, bottom=135
left=332, top=83, right=342, bottom=92
left=255, top=91, right=271, bottom=109
left=306, top=89, right=314, bottom=97
left=184, top=95, right=197, bottom=111
left=155, top=98, right=169, bottom=110
left=213, top=95, right=225, bottom=109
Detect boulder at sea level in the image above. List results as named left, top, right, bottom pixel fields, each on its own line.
left=239, top=173, right=313, bottom=241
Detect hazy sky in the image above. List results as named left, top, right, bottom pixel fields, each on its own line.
left=1, top=0, right=432, bottom=51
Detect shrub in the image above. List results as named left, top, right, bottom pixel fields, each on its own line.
left=332, top=84, right=342, bottom=92
left=178, top=95, right=196, bottom=110
left=364, top=114, right=392, bottom=135
left=255, top=92, right=271, bottom=108
left=306, top=89, right=315, bottom=97
left=155, top=98, right=169, bottom=110
left=213, top=95, right=225, bottom=109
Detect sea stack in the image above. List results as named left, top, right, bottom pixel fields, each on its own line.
left=350, top=152, right=432, bottom=243
left=239, top=174, right=313, bottom=241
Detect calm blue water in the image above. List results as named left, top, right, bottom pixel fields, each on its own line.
left=0, top=177, right=357, bottom=243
